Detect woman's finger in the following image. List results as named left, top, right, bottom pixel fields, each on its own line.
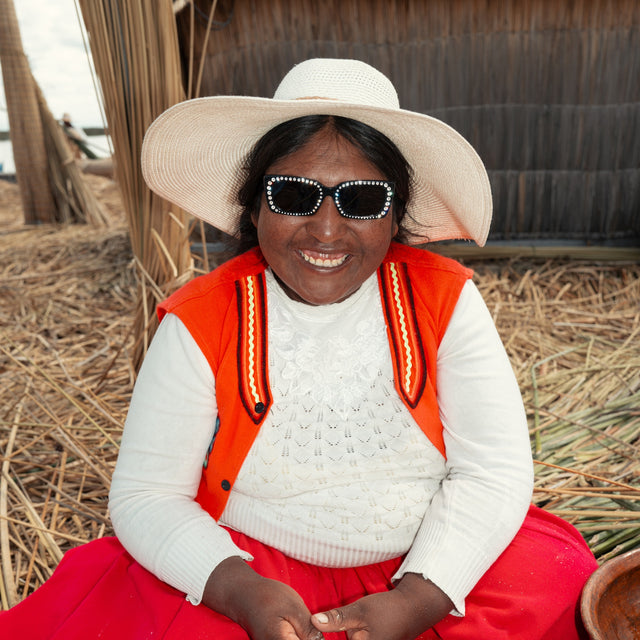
left=312, top=607, right=355, bottom=633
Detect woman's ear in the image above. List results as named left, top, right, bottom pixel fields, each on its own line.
left=250, top=194, right=263, bottom=228
left=391, top=210, right=399, bottom=238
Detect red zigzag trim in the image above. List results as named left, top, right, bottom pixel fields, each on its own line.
left=235, top=273, right=271, bottom=423
left=378, top=262, right=427, bottom=408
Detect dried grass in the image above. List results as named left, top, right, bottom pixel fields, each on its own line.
left=0, top=177, right=638, bottom=606
left=0, top=178, right=133, bottom=608
left=473, top=258, right=640, bottom=562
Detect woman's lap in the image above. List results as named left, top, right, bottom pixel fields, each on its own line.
left=433, top=505, right=598, bottom=639
left=0, top=505, right=597, bottom=640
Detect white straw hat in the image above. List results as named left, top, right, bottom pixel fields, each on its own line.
left=141, top=58, right=492, bottom=245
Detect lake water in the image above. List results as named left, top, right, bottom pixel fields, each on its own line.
left=0, top=134, right=111, bottom=174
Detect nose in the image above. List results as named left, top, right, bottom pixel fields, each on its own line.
left=306, top=195, right=346, bottom=242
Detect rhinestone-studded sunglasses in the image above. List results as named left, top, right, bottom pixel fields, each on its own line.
left=263, top=175, right=395, bottom=220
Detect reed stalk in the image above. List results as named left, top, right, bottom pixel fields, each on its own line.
left=77, top=0, right=194, bottom=370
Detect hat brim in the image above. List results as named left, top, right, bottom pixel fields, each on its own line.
left=141, top=96, right=492, bottom=246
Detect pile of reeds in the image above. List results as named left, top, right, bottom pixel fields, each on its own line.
left=474, top=258, right=640, bottom=562
left=0, top=215, right=135, bottom=608
left=0, top=194, right=638, bottom=605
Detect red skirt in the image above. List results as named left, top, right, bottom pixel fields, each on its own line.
left=0, top=505, right=597, bottom=639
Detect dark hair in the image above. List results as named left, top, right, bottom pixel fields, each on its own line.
left=233, top=115, right=413, bottom=254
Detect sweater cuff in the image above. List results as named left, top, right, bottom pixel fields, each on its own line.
left=391, top=519, right=491, bottom=616
left=157, top=517, right=253, bottom=605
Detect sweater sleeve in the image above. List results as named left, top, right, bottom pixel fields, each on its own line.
left=392, top=279, right=534, bottom=614
left=108, top=313, right=252, bottom=604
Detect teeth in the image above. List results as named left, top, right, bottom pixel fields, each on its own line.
left=300, top=251, right=348, bottom=268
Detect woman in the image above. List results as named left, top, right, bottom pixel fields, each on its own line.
left=0, top=58, right=596, bottom=639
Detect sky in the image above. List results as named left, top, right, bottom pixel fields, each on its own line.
left=0, top=0, right=104, bottom=131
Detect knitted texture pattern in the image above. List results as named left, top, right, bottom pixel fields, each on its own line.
left=222, top=272, right=446, bottom=566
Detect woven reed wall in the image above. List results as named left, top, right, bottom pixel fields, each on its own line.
left=176, top=0, right=640, bottom=244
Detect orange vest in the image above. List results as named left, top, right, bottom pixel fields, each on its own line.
left=158, top=242, right=472, bottom=520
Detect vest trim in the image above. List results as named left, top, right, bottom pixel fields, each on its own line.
left=378, top=261, right=427, bottom=409
left=235, top=274, right=271, bottom=423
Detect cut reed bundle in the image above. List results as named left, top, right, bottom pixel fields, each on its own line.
left=0, top=177, right=638, bottom=605
left=0, top=0, right=108, bottom=227
left=77, top=0, right=194, bottom=369
left=34, top=80, right=109, bottom=227
left=0, top=0, right=63, bottom=223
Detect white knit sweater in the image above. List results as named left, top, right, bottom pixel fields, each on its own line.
left=109, top=271, right=533, bottom=614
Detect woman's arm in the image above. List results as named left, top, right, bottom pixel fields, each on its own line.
left=392, top=279, right=534, bottom=613
left=311, top=280, right=534, bottom=638
left=111, top=313, right=328, bottom=639
left=109, top=313, right=252, bottom=604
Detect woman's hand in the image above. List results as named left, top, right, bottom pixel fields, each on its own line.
left=310, top=573, right=453, bottom=640
left=203, top=556, right=323, bottom=640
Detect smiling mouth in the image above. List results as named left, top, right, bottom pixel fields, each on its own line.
left=299, top=250, right=349, bottom=268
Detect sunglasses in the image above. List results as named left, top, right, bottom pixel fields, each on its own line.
left=263, top=175, right=395, bottom=220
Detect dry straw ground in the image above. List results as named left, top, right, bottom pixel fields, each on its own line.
left=0, top=174, right=639, bottom=608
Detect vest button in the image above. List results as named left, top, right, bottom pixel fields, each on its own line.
left=255, top=402, right=265, bottom=414
left=221, top=480, right=231, bottom=491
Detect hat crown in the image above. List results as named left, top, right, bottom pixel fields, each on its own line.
left=273, top=58, right=400, bottom=110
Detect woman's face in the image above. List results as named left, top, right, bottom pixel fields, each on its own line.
left=252, top=128, right=398, bottom=306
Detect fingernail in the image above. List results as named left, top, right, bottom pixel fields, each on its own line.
left=314, top=613, right=329, bottom=624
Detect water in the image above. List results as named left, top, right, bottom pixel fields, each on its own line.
left=0, top=133, right=111, bottom=174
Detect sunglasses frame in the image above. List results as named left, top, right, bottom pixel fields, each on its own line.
left=263, top=174, right=395, bottom=220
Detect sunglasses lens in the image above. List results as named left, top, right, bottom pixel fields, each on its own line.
left=270, top=181, right=320, bottom=215
left=339, top=184, right=390, bottom=218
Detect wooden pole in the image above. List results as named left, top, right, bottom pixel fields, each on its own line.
left=0, top=0, right=57, bottom=224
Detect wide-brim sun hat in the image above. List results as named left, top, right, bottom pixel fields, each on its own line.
left=141, top=58, right=492, bottom=246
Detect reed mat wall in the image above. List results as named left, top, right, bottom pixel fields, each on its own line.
left=176, top=0, right=640, bottom=245
left=0, top=175, right=638, bottom=606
